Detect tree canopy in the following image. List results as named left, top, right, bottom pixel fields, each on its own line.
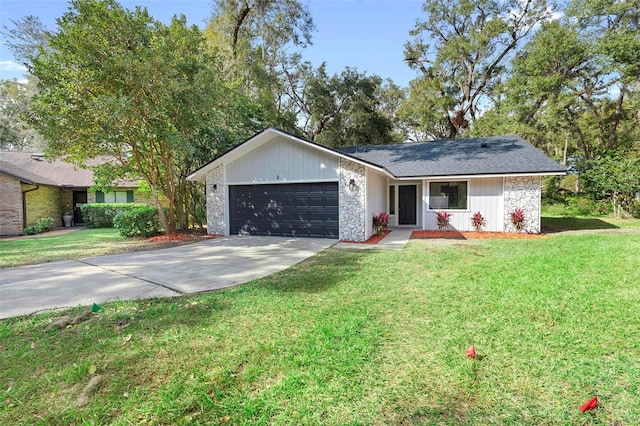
left=403, top=0, right=552, bottom=139
left=25, top=0, right=263, bottom=233
left=2, top=0, right=639, bottom=224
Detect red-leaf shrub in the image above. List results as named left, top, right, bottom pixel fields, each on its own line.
left=510, top=208, right=525, bottom=231
left=436, top=211, right=452, bottom=230
left=373, top=211, right=390, bottom=235
left=470, top=211, right=486, bottom=231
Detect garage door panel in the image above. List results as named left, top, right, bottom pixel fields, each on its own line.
left=229, top=183, right=338, bottom=238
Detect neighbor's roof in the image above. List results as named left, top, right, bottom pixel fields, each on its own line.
left=336, top=135, right=566, bottom=178
left=0, top=152, right=138, bottom=188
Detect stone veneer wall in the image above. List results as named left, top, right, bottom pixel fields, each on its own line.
left=503, top=176, right=541, bottom=233
left=0, top=174, right=23, bottom=235
left=206, top=165, right=226, bottom=235
left=339, top=159, right=366, bottom=241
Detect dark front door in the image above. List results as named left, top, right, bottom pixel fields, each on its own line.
left=229, top=182, right=339, bottom=238
left=398, top=185, right=417, bottom=225
left=73, top=190, right=87, bottom=224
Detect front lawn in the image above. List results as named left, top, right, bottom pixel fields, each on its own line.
left=0, top=228, right=208, bottom=269
left=1, top=228, right=639, bottom=424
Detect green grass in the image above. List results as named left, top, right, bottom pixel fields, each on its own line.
left=1, top=227, right=639, bottom=424
left=0, top=228, right=181, bottom=268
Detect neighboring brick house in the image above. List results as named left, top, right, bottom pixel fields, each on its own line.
left=0, top=152, right=141, bottom=236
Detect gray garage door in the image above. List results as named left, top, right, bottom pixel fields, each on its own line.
left=229, top=182, right=339, bottom=238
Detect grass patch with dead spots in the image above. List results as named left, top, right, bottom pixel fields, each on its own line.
left=1, top=230, right=639, bottom=424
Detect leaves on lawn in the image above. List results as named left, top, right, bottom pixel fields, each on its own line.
left=87, top=363, right=97, bottom=375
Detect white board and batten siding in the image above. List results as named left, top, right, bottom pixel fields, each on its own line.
left=423, top=177, right=504, bottom=232
left=365, top=169, right=387, bottom=240
left=225, top=136, right=339, bottom=184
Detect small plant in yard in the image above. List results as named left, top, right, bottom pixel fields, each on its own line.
left=470, top=211, right=486, bottom=231
left=22, top=217, right=55, bottom=235
left=511, top=208, right=526, bottom=231
left=436, top=211, right=452, bottom=230
left=373, top=211, right=389, bottom=235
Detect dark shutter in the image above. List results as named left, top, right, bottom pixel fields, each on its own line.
left=96, top=191, right=104, bottom=203
left=126, top=190, right=134, bottom=203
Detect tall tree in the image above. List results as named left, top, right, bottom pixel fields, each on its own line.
left=26, top=0, right=262, bottom=233
left=0, top=77, right=46, bottom=151
left=403, top=0, right=552, bottom=139
left=203, top=0, right=315, bottom=131
left=474, top=0, right=640, bottom=160
left=299, top=65, right=401, bottom=147
left=2, top=16, right=51, bottom=151
left=1, top=15, right=50, bottom=66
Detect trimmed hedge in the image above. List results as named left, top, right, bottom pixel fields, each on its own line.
left=81, top=203, right=148, bottom=228
left=113, top=206, right=164, bottom=237
left=23, top=217, right=55, bottom=235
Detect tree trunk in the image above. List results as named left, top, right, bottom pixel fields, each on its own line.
left=232, top=2, right=251, bottom=59
left=150, top=184, right=170, bottom=234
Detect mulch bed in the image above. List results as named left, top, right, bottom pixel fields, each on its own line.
left=340, top=229, right=391, bottom=244
left=411, top=230, right=550, bottom=240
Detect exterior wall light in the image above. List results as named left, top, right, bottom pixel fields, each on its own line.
left=349, top=178, right=357, bottom=191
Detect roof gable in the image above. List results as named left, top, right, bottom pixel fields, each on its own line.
left=187, top=127, right=384, bottom=181
left=226, top=135, right=339, bottom=183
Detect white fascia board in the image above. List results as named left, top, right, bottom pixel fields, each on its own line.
left=392, top=171, right=566, bottom=181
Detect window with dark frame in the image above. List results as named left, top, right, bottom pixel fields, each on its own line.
left=96, top=190, right=134, bottom=203
left=429, top=181, right=467, bottom=210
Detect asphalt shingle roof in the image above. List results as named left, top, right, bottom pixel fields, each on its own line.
left=0, top=152, right=138, bottom=187
left=336, top=135, right=565, bottom=178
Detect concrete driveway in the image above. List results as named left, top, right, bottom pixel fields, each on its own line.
left=0, top=236, right=336, bottom=319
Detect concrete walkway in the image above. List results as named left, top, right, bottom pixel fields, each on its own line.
left=333, top=227, right=416, bottom=250
left=0, top=236, right=336, bottom=319
left=0, top=226, right=82, bottom=241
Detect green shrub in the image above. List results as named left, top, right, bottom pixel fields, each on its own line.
left=541, top=202, right=570, bottom=217
left=81, top=203, right=147, bottom=228
left=567, top=196, right=598, bottom=216
left=22, top=225, right=39, bottom=235
left=22, top=217, right=55, bottom=235
left=543, top=195, right=613, bottom=217
left=113, top=206, right=164, bottom=237
left=628, top=200, right=640, bottom=219
left=36, top=217, right=54, bottom=232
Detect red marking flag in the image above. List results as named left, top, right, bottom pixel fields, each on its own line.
left=580, top=396, right=598, bottom=412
